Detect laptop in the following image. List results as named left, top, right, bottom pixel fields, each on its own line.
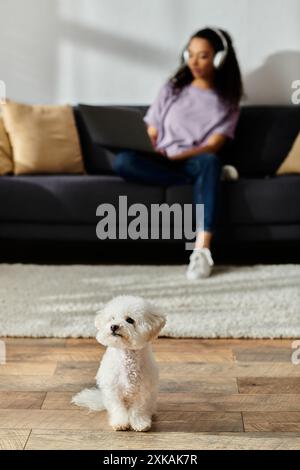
left=78, top=104, right=166, bottom=160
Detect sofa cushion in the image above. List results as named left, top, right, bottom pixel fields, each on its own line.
left=276, top=132, right=300, bottom=175
left=2, top=101, right=85, bottom=175
left=262, top=107, right=300, bottom=175
left=166, top=175, right=300, bottom=225
left=0, top=175, right=165, bottom=224
left=2, top=174, right=298, bottom=227
left=73, top=107, right=116, bottom=175
left=0, top=116, right=13, bottom=175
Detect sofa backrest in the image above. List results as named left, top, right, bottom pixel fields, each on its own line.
left=74, top=105, right=300, bottom=177
left=73, top=106, right=116, bottom=174
left=221, top=105, right=300, bottom=177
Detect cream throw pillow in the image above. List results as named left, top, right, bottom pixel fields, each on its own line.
left=2, top=101, right=85, bottom=175
left=277, top=132, right=300, bottom=175
left=0, top=116, right=13, bottom=175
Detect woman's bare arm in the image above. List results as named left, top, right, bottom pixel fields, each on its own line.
left=169, top=134, right=228, bottom=160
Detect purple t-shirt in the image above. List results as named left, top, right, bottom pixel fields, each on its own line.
left=143, top=81, right=240, bottom=157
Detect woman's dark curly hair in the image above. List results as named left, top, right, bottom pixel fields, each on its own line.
left=168, top=27, right=244, bottom=108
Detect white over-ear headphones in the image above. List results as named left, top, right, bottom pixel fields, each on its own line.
left=183, top=27, right=229, bottom=69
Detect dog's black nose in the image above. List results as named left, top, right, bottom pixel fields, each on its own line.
left=111, top=324, right=119, bottom=333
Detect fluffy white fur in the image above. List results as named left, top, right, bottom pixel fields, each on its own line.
left=72, top=295, right=166, bottom=432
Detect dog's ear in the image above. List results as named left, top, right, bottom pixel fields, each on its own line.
left=94, top=310, right=104, bottom=330
left=146, top=311, right=166, bottom=341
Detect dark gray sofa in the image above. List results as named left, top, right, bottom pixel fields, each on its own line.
left=0, top=105, right=300, bottom=246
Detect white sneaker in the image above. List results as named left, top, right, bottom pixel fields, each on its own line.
left=221, top=165, right=239, bottom=181
left=186, top=248, right=214, bottom=280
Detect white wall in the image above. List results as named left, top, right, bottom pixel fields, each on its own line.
left=0, top=0, right=299, bottom=105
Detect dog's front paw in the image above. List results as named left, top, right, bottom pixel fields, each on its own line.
left=130, top=415, right=152, bottom=432
left=112, top=423, right=131, bottom=432
left=109, top=414, right=130, bottom=432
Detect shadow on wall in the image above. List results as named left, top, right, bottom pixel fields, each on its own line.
left=243, top=51, right=300, bottom=105
left=0, top=0, right=59, bottom=104
left=59, top=20, right=173, bottom=69
left=0, top=0, right=175, bottom=104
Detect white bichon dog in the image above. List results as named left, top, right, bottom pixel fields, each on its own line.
left=72, top=295, right=166, bottom=432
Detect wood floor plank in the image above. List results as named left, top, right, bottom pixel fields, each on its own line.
left=244, top=411, right=300, bottom=422
left=0, top=409, right=109, bottom=430
left=65, top=338, right=98, bottom=348
left=4, top=348, right=103, bottom=363
left=0, top=375, right=94, bottom=392
left=157, top=393, right=300, bottom=412
left=233, top=347, right=293, bottom=362
left=152, top=411, right=243, bottom=432
left=1, top=338, right=66, bottom=347
left=11, top=409, right=241, bottom=433
left=157, top=339, right=293, bottom=348
left=156, top=339, right=294, bottom=350
left=42, top=392, right=81, bottom=410
left=159, top=362, right=300, bottom=378
left=160, top=378, right=238, bottom=394
left=0, top=392, right=46, bottom=409
left=54, top=361, right=99, bottom=377
left=243, top=412, right=300, bottom=432
left=238, top=377, right=300, bottom=394
left=0, top=362, right=56, bottom=376
left=155, top=350, right=233, bottom=363
left=0, top=429, right=31, bottom=450
left=25, top=430, right=300, bottom=450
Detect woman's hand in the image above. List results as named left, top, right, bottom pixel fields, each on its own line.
left=156, top=148, right=168, bottom=157
left=147, top=126, right=158, bottom=147
left=169, top=135, right=228, bottom=160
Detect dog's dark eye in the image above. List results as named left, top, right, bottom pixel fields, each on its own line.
left=126, top=317, right=135, bottom=324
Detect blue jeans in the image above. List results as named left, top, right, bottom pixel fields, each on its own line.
left=113, top=150, right=222, bottom=232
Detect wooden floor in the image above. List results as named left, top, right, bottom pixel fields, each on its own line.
left=0, top=337, right=300, bottom=450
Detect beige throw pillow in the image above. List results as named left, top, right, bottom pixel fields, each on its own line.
left=2, top=101, right=85, bottom=175
left=276, top=132, right=300, bottom=175
left=0, top=116, right=13, bottom=175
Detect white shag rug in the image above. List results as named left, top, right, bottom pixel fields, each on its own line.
left=0, top=263, right=299, bottom=338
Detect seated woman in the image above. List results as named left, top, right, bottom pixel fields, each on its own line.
left=114, top=27, right=244, bottom=279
